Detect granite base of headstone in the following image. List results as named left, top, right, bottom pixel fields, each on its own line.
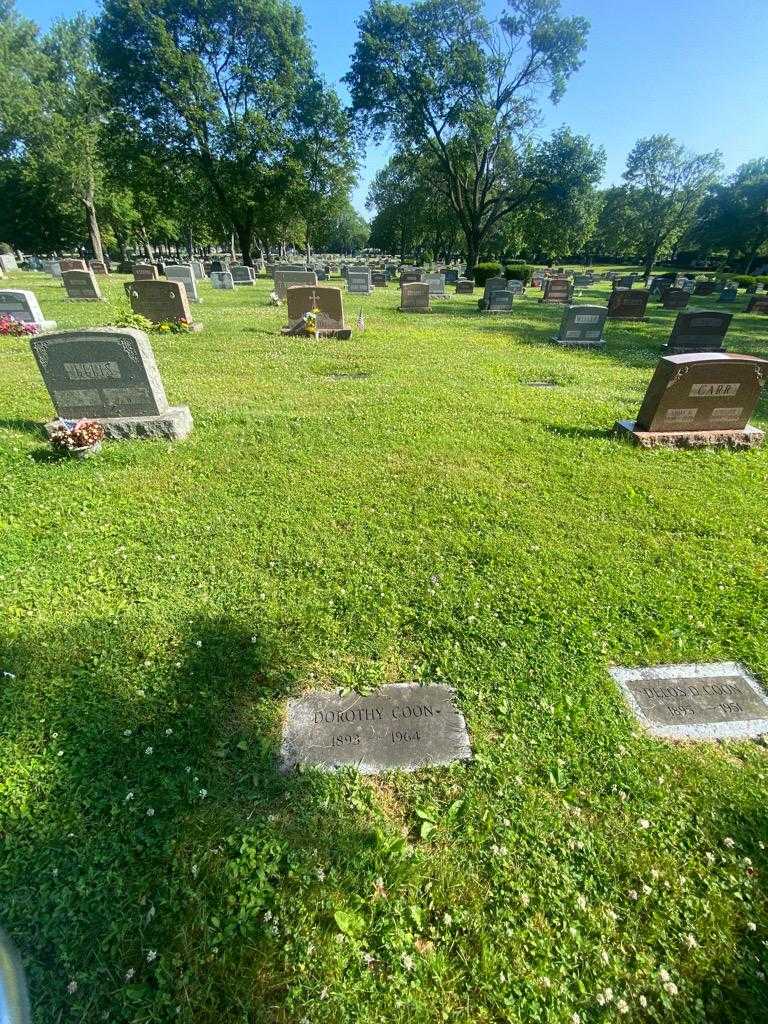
left=31, top=327, right=193, bottom=441
left=614, top=352, right=767, bottom=449
left=280, top=682, right=472, bottom=774
left=610, top=662, right=768, bottom=741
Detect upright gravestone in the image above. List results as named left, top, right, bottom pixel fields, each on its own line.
left=371, top=271, right=388, bottom=288
left=400, top=270, right=423, bottom=286
left=89, top=260, right=109, bottom=276
left=62, top=269, right=103, bottom=302
left=748, top=297, right=768, bottom=315
left=190, top=259, right=205, bottom=280
left=274, top=270, right=317, bottom=301
left=479, top=276, right=508, bottom=310
left=399, top=282, right=431, bottom=313
left=614, top=352, right=767, bottom=449
left=607, top=288, right=649, bottom=320
left=210, top=271, right=234, bottom=290
left=30, top=328, right=193, bottom=439
left=347, top=269, right=374, bottom=295
left=663, top=311, right=732, bottom=354
left=280, top=682, right=472, bottom=774
left=444, top=269, right=459, bottom=284
left=0, top=253, right=18, bottom=273
left=0, top=289, right=57, bottom=332
left=614, top=274, right=635, bottom=289
left=539, top=277, right=571, bottom=305
left=694, top=280, right=717, bottom=296
left=552, top=304, right=608, bottom=347
left=455, top=278, right=474, bottom=294
left=232, top=265, right=256, bottom=286
left=662, top=287, right=690, bottom=311
left=506, top=279, right=525, bottom=295
left=282, top=285, right=350, bottom=338
left=133, top=264, right=159, bottom=281
left=485, top=289, right=514, bottom=313
left=59, top=258, right=87, bottom=273
left=165, top=265, right=200, bottom=303
left=718, top=285, right=737, bottom=303
left=124, top=280, right=202, bottom=330
left=424, top=273, right=447, bottom=298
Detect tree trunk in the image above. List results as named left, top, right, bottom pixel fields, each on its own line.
left=744, top=249, right=758, bottom=274
left=84, top=197, right=104, bottom=264
left=187, top=225, right=194, bottom=260
left=139, top=224, right=153, bottom=260
left=230, top=230, right=238, bottom=261
left=234, top=224, right=252, bottom=265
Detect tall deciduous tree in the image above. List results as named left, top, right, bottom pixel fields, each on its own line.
left=97, top=0, right=354, bottom=265
left=693, top=159, right=768, bottom=272
left=621, top=134, right=722, bottom=276
left=345, top=0, right=590, bottom=271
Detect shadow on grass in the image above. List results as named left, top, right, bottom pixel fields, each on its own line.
left=0, top=614, right=395, bottom=1022
left=0, top=418, right=46, bottom=437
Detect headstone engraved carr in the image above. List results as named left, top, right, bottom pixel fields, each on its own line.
left=165, top=265, right=200, bottom=303
left=124, top=279, right=202, bottom=330
left=552, top=304, right=607, bottom=347
left=0, top=289, right=57, bottom=331
left=30, top=327, right=193, bottom=440
left=232, top=265, right=256, bottom=286
left=609, top=662, right=768, bottom=740
left=614, top=352, right=767, bottom=449
left=607, top=288, right=649, bottom=320
left=280, top=682, right=472, bottom=774
left=347, top=269, right=374, bottom=294
left=663, top=311, right=731, bottom=354
left=62, top=269, right=103, bottom=301
left=399, top=282, right=431, bottom=313
left=274, top=270, right=317, bottom=301
left=662, top=287, right=690, bottom=310
left=455, top=278, right=474, bottom=294
left=133, top=264, right=159, bottom=281
left=210, top=271, right=234, bottom=290
left=283, top=285, right=350, bottom=338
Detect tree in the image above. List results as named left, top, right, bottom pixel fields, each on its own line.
left=314, top=200, right=369, bottom=253
left=693, top=159, right=768, bottom=272
left=621, top=134, right=722, bottom=276
left=97, top=0, right=354, bottom=265
left=584, top=187, right=636, bottom=260
left=345, top=0, right=590, bottom=271
left=0, top=0, right=39, bottom=160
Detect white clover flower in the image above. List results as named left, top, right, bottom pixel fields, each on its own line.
left=628, top=889, right=638, bottom=901
left=402, top=953, right=415, bottom=971
left=263, top=910, right=273, bottom=922
left=125, top=968, right=135, bottom=981
left=125, top=792, right=134, bottom=802
left=577, top=895, right=587, bottom=910
left=191, top=864, right=198, bottom=878
left=361, top=951, right=374, bottom=965
left=199, top=789, right=207, bottom=799
left=747, top=921, right=757, bottom=931
left=520, top=894, right=530, bottom=908
left=663, top=981, right=678, bottom=996
left=123, top=729, right=132, bottom=737
left=52, top=732, right=58, bottom=739
left=315, top=867, right=326, bottom=881
left=195, top=640, right=202, bottom=647
left=600, top=950, right=609, bottom=964
left=642, top=884, right=652, bottom=896
left=685, top=934, right=698, bottom=949
left=57, top=750, right=64, bottom=757
left=723, top=837, right=735, bottom=848
left=639, top=819, right=650, bottom=829
left=639, top=994, right=648, bottom=1008
left=145, top=746, right=153, bottom=755
left=67, top=980, right=78, bottom=995
left=541, top=976, right=551, bottom=989
left=334, top=933, right=345, bottom=945
left=571, top=1014, right=581, bottom=1024
left=146, top=807, right=155, bottom=817
left=659, top=968, right=671, bottom=983
left=165, top=728, right=173, bottom=736
left=617, top=999, right=629, bottom=1014
left=147, top=950, right=157, bottom=963
left=606, top=909, right=617, bottom=922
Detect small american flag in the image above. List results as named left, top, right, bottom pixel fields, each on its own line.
left=356, top=308, right=365, bottom=331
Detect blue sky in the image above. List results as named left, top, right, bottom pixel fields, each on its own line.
left=16, top=0, right=768, bottom=215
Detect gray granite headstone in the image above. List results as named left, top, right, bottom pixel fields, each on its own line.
left=425, top=273, right=447, bottom=297
left=0, top=289, right=56, bottom=331
left=30, top=327, right=193, bottom=440
left=347, top=269, right=373, bottom=294
left=211, top=271, right=234, bottom=290
left=553, top=304, right=607, bottom=346
left=280, top=682, right=472, bottom=773
left=62, top=269, right=103, bottom=301
left=610, top=662, right=768, bottom=740
left=165, top=264, right=200, bottom=303
left=232, top=265, right=255, bottom=286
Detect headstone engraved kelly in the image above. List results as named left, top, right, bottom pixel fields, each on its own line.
left=124, top=279, right=202, bottom=330
left=211, top=270, right=234, bottom=290
left=280, top=682, right=472, bottom=773
left=663, top=311, right=731, bottom=354
left=165, top=264, right=200, bottom=303
left=0, top=289, right=57, bottom=332
left=607, top=287, right=649, bottom=320
left=614, top=352, right=767, bottom=449
left=609, top=662, right=768, bottom=740
left=30, top=327, right=193, bottom=439
left=62, top=269, right=103, bottom=301
left=399, top=281, right=432, bottom=313
left=552, top=304, right=608, bottom=347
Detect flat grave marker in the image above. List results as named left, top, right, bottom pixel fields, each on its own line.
left=280, top=682, right=472, bottom=774
left=30, top=327, right=193, bottom=439
left=610, top=662, right=768, bottom=741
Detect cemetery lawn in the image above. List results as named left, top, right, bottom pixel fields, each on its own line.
left=3, top=272, right=768, bottom=1024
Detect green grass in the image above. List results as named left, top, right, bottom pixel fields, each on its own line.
left=1, top=271, right=768, bottom=1023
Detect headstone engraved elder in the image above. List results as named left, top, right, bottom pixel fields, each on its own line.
left=62, top=269, right=103, bottom=302
left=607, top=287, right=649, bottom=320
left=552, top=304, right=608, bottom=348
left=478, top=276, right=508, bottom=310
left=539, top=277, right=571, bottom=305
left=455, top=278, right=474, bottom=294
left=280, top=682, right=472, bottom=774
left=0, top=289, right=57, bottom=332
left=614, top=352, right=767, bottom=449
left=133, top=263, right=159, bottom=281
left=663, top=311, right=731, bottom=354
left=232, top=265, right=256, bottom=286
left=30, top=327, right=193, bottom=440
left=165, top=264, right=200, bottom=303
left=425, top=273, right=447, bottom=298
left=281, top=285, right=351, bottom=339
left=399, top=281, right=432, bottom=313
left=274, top=269, right=317, bottom=302
left=609, top=662, right=768, bottom=741
left=210, top=270, right=234, bottom=290
left=662, top=287, right=690, bottom=311
left=347, top=268, right=374, bottom=295
left=124, top=279, right=203, bottom=331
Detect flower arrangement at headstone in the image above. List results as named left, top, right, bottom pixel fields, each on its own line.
left=0, top=313, right=39, bottom=336
left=269, top=290, right=281, bottom=305
left=49, top=418, right=105, bottom=459
left=155, top=319, right=194, bottom=334
left=302, top=308, right=320, bottom=338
